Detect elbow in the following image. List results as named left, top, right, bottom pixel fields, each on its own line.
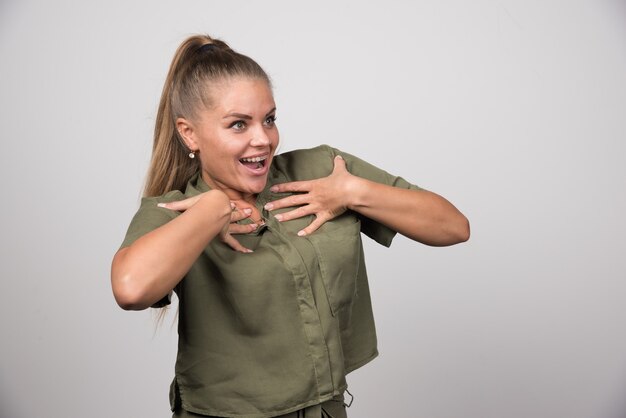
left=450, top=214, right=470, bottom=244
left=455, top=214, right=470, bottom=243
left=111, top=252, right=152, bottom=311
left=435, top=214, right=469, bottom=246
left=112, top=274, right=152, bottom=311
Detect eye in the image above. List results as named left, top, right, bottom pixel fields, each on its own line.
left=229, top=120, right=246, bottom=131
left=264, top=115, right=277, bottom=127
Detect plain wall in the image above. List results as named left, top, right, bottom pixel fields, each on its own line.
left=1, top=1, right=625, bottom=417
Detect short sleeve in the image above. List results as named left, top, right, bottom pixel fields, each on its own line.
left=118, top=191, right=185, bottom=308
left=119, top=192, right=184, bottom=249
left=323, top=145, right=423, bottom=248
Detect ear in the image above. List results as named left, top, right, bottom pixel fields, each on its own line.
left=176, top=117, right=199, bottom=151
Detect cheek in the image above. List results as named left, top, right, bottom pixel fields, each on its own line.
left=199, top=134, right=237, bottom=160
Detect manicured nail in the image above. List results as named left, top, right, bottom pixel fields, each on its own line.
left=297, top=230, right=306, bottom=237
left=274, top=214, right=283, bottom=221
left=270, top=185, right=278, bottom=192
left=157, top=203, right=168, bottom=208
left=264, top=203, right=274, bottom=210
left=243, top=208, right=252, bottom=215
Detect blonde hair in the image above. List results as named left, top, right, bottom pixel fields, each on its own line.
left=144, top=34, right=271, bottom=197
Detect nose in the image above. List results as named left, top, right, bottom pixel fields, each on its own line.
left=250, top=126, right=270, bottom=147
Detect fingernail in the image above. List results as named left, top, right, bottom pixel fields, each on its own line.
left=243, top=208, right=252, bottom=215
left=157, top=203, right=168, bottom=208
left=264, top=203, right=274, bottom=210
left=274, top=214, right=283, bottom=221
left=246, top=249, right=254, bottom=253
left=335, top=155, right=343, bottom=160
left=249, top=223, right=258, bottom=229
left=297, top=230, right=306, bottom=237
left=270, top=185, right=278, bottom=192
left=230, top=202, right=236, bottom=209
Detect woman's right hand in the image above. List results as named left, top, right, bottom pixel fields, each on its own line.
left=158, top=194, right=257, bottom=253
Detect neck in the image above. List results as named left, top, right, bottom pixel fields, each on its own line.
left=228, top=193, right=258, bottom=206
left=201, top=172, right=258, bottom=204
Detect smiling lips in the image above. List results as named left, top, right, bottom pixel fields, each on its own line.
left=239, top=154, right=269, bottom=173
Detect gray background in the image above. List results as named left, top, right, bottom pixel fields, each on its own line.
left=1, top=1, right=625, bottom=417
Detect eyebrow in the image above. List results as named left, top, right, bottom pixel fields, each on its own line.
left=223, top=107, right=277, bottom=120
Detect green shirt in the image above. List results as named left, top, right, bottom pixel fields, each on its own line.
left=120, top=145, right=420, bottom=418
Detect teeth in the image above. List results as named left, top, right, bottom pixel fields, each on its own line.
left=240, top=156, right=267, bottom=163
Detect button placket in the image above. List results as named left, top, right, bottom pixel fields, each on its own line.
left=268, top=218, right=335, bottom=398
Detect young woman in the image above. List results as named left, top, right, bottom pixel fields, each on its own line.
left=111, top=34, right=469, bottom=418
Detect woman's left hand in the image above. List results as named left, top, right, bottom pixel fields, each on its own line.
left=265, top=155, right=354, bottom=236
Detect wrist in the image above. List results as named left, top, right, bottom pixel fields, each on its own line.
left=345, top=175, right=370, bottom=212
left=198, top=190, right=232, bottom=222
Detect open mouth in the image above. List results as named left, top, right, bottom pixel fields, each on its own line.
left=239, top=155, right=268, bottom=171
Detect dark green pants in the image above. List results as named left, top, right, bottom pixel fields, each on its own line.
left=172, top=393, right=348, bottom=418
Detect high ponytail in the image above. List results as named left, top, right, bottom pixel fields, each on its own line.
left=143, top=34, right=270, bottom=197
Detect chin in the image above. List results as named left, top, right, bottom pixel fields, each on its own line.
left=242, top=178, right=268, bottom=195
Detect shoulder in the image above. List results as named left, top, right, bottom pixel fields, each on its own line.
left=271, top=144, right=398, bottom=184
left=271, top=144, right=339, bottom=181
left=135, top=190, right=187, bottom=220
left=141, top=189, right=187, bottom=207
left=119, top=189, right=186, bottom=249
left=274, top=144, right=336, bottom=164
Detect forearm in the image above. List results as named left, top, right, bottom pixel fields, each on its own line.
left=111, top=190, right=231, bottom=310
left=347, top=177, right=470, bottom=246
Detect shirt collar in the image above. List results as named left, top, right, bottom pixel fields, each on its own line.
left=184, top=169, right=280, bottom=207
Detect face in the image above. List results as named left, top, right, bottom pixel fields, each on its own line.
left=178, top=77, right=279, bottom=200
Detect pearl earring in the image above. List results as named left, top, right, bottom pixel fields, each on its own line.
left=189, top=151, right=196, bottom=159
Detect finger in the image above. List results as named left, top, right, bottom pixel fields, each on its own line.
left=157, top=195, right=202, bottom=211
left=221, top=233, right=253, bottom=253
left=297, top=215, right=329, bottom=237
left=229, top=223, right=258, bottom=235
left=332, top=154, right=347, bottom=173
left=270, top=180, right=312, bottom=194
left=264, top=194, right=310, bottom=211
left=273, top=206, right=314, bottom=222
left=230, top=208, right=253, bottom=222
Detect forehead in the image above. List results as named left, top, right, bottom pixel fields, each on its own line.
left=210, top=77, right=274, bottom=113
